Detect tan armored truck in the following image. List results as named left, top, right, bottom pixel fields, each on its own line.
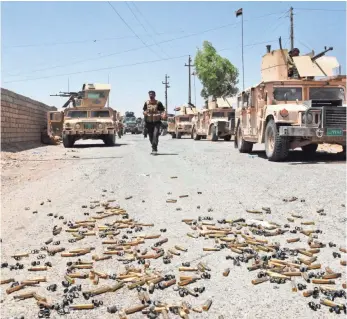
left=192, top=98, right=235, bottom=141
left=169, top=104, right=197, bottom=139
left=48, top=83, right=116, bottom=148
left=235, top=44, right=346, bottom=161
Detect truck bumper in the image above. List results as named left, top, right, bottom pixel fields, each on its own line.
left=279, top=126, right=346, bottom=142
left=63, top=129, right=115, bottom=135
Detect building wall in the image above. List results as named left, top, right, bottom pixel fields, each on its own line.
left=1, top=88, right=57, bottom=145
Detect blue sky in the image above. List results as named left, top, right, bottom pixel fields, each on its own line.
left=1, top=1, right=346, bottom=116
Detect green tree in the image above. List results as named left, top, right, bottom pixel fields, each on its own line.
left=194, top=41, right=239, bottom=100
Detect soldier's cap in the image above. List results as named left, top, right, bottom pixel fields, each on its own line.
left=148, top=90, right=156, bottom=95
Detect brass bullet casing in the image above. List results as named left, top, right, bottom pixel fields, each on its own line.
left=192, top=307, right=203, bottom=313
left=178, top=267, right=198, bottom=272
left=282, top=272, right=301, bottom=277
left=12, top=253, right=29, bottom=258
left=320, top=299, right=345, bottom=309
left=301, top=272, right=310, bottom=283
left=70, top=304, right=95, bottom=310
left=341, top=260, right=347, bottom=266
left=247, top=264, right=263, bottom=271
left=287, top=218, right=295, bottom=222
left=223, top=268, right=230, bottom=277
left=251, top=277, right=269, bottom=285
left=322, top=273, right=341, bottom=279
left=166, top=199, right=177, bottom=203
left=71, top=264, right=93, bottom=269
left=161, top=309, right=170, bottom=319
left=342, top=282, right=346, bottom=289
left=291, top=279, right=297, bottom=292
left=93, top=275, right=99, bottom=285
left=203, top=247, right=220, bottom=252
left=303, top=290, right=313, bottom=297
left=28, top=267, right=48, bottom=272
left=1, top=278, right=15, bottom=285
left=25, top=277, right=46, bottom=283
left=125, top=304, right=148, bottom=315
left=69, top=273, right=88, bottom=279
left=287, top=238, right=300, bottom=243
left=13, top=292, right=35, bottom=300
left=301, top=221, right=315, bottom=225
left=202, top=299, right=212, bottom=311
left=307, top=263, right=321, bottom=270
left=6, top=284, right=26, bottom=295
left=118, top=310, right=127, bottom=319
left=325, top=267, right=334, bottom=274
left=178, top=308, right=189, bottom=319
left=86, top=285, right=111, bottom=296
left=312, top=279, right=335, bottom=285
left=109, top=282, right=125, bottom=292
left=64, top=275, right=75, bottom=285
left=339, top=247, right=347, bottom=253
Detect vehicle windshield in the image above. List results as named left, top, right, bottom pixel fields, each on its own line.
left=67, top=111, right=88, bottom=118
left=212, top=112, right=226, bottom=118
left=309, top=87, right=345, bottom=100
left=273, top=87, right=303, bottom=101
left=125, top=118, right=136, bottom=123
left=177, top=116, right=191, bottom=122
left=87, top=91, right=106, bottom=99
left=91, top=110, right=111, bottom=118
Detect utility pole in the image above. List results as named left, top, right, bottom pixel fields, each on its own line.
left=290, top=7, right=294, bottom=51
left=192, top=71, right=197, bottom=106
left=235, top=8, right=244, bottom=91
left=107, top=74, right=110, bottom=108
left=162, top=74, right=170, bottom=111
left=185, top=55, right=194, bottom=104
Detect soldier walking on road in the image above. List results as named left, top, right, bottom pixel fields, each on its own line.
left=143, top=90, right=166, bottom=155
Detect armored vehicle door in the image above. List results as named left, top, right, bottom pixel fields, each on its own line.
left=248, top=88, right=257, bottom=136
left=239, top=94, right=248, bottom=134
left=48, top=111, right=64, bottom=137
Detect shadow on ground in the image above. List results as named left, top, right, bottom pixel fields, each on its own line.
left=248, top=150, right=346, bottom=164
left=1, top=142, right=48, bottom=153
left=154, top=153, right=179, bottom=156
left=73, top=143, right=128, bottom=148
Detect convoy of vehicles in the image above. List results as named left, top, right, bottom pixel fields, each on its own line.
left=44, top=42, right=345, bottom=162
left=47, top=83, right=116, bottom=148
left=234, top=44, right=346, bottom=161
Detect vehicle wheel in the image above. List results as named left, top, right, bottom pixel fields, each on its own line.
left=301, top=143, right=318, bottom=156
left=171, top=133, right=176, bottom=139
left=192, top=127, right=201, bottom=141
left=104, top=134, right=115, bottom=146
left=224, top=135, right=231, bottom=141
left=265, top=120, right=289, bottom=161
left=176, top=130, right=182, bottom=139
left=235, top=124, right=253, bottom=153
left=62, top=134, right=74, bottom=148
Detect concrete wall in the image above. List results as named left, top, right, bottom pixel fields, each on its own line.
left=1, top=88, right=57, bottom=146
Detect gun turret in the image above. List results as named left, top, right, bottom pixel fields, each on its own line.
left=312, top=47, right=333, bottom=62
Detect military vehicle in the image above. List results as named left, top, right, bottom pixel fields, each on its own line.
left=192, top=98, right=235, bottom=141
left=234, top=41, right=346, bottom=161
left=123, top=111, right=139, bottom=134
left=48, top=83, right=116, bottom=148
left=169, top=105, right=196, bottom=139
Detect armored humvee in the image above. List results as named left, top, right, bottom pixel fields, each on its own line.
left=235, top=43, right=346, bottom=161
left=192, top=99, right=235, bottom=141
left=169, top=105, right=196, bottom=139
left=48, top=83, right=116, bottom=148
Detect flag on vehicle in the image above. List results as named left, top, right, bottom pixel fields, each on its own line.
left=235, top=8, right=243, bottom=17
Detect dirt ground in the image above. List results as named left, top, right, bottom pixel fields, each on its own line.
left=1, top=136, right=346, bottom=319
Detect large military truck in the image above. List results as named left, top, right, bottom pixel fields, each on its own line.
left=192, top=99, right=235, bottom=141
left=234, top=43, right=346, bottom=161
left=47, top=83, right=116, bottom=148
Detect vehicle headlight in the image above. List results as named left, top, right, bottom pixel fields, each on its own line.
left=75, top=124, right=81, bottom=129
left=98, top=123, right=103, bottom=129
left=302, top=112, right=313, bottom=124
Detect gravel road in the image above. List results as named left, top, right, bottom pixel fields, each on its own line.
left=1, top=135, right=346, bottom=319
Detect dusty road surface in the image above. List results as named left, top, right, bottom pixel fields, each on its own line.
left=1, top=135, right=346, bottom=319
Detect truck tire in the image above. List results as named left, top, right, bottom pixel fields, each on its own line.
left=301, top=143, right=318, bottom=156
left=104, top=134, right=116, bottom=146
left=171, top=133, right=176, bottom=138
left=176, top=130, right=182, bottom=139
left=192, top=126, right=201, bottom=141
left=62, top=134, right=74, bottom=148
left=235, top=124, right=253, bottom=153
left=224, top=135, right=231, bottom=141
left=265, top=119, right=289, bottom=161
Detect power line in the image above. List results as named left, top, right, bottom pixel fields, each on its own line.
left=4, top=10, right=286, bottom=78
left=125, top=1, right=169, bottom=58
left=107, top=1, right=162, bottom=59
left=3, top=38, right=280, bottom=84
